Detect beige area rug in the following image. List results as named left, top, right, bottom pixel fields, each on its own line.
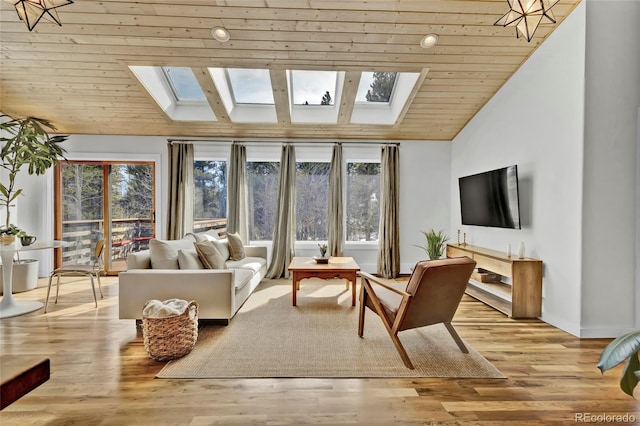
left=157, top=278, right=505, bottom=379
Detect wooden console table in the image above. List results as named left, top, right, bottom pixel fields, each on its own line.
left=446, top=244, right=542, bottom=318
left=0, top=356, right=50, bottom=410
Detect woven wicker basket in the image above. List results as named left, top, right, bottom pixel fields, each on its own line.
left=142, top=300, right=198, bottom=362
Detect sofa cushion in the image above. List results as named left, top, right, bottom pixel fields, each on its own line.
left=226, top=232, right=246, bottom=261
left=226, top=256, right=267, bottom=274
left=177, top=249, right=204, bottom=270
left=194, top=241, right=228, bottom=270
left=185, top=230, right=220, bottom=242
left=234, top=269, right=254, bottom=293
left=149, top=238, right=195, bottom=269
left=212, top=239, right=230, bottom=260
left=203, top=229, right=221, bottom=240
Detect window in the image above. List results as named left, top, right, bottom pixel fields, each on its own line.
left=295, top=162, right=330, bottom=241
left=226, top=68, right=274, bottom=105
left=346, top=162, right=380, bottom=242
left=290, top=70, right=337, bottom=106
left=356, top=72, right=397, bottom=103
left=162, top=67, right=207, bottom=102
left=193, top=161, right=227, bottom=232
left=247, top=162, right=280, bottom=240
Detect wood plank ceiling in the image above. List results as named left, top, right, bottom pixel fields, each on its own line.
left=0, top=0, right=581, bottom=141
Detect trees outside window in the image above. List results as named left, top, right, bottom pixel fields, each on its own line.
left=247, top=162, right=280, bottom=240
left=346, top=162, right=380, bottom=241
left=115, top=164, right=154, bottom=220
left=365, top=72, right=397, bottom=103
left=194, top=160, right=227, bottom=221
left=62, top=164, right=103, bottom=221
left=296, top=162, right=330, bottom=241
left=242, top=155, right=380, bottom=244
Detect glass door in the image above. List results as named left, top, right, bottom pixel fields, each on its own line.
left=55, top=161, right=155, bottom=274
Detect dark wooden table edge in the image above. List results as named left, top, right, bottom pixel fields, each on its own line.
left=1, top=357, right=50, bottom=410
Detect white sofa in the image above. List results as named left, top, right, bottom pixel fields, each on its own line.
left=118, top=231, right=267, bottom=323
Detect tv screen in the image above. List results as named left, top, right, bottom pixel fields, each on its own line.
left=459, top=165, right=521, bottom=229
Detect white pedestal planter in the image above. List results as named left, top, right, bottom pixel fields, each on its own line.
left=0, top=259, right=39, bottom=294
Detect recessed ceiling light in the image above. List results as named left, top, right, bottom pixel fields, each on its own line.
left=212, top=27, right=230, bottom=42
left=420, top=34, right=439, bottom=49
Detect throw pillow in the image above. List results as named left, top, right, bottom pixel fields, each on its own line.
left=177, top=249, right=204, bottom=269
left=226, top=232, right=246, bottom=261
left=194, top=241, right=228, bottom=270
left=149, top=239, right=194, bottom=269
left=212, top=239, right=230, bottom=260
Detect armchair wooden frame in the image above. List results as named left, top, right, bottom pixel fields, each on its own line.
left=358, top=257, right=476, bottom=369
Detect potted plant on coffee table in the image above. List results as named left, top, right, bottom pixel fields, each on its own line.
left=0, top=115, right=68, bottom=292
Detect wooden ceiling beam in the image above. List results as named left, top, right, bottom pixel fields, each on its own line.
left=192, top=67, right=231, bottom=124
left=270, top=69, right=291, bottom=125
left=337, top=71, right=360, bottom=125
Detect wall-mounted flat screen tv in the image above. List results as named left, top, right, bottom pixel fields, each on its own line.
left=459, top=165, right=521, bottom=229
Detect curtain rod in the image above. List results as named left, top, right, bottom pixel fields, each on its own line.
left=167, top=138, right=400, bottom=147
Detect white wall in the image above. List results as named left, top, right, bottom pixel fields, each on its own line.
left=450, top=2, right=587, bottom=336
left=399, top=141, right=451, bottom=272
left=580, top=0, right=640, bottom=337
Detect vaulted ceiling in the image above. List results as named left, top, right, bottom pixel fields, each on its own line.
left=0, top=0, right=581, bottom=141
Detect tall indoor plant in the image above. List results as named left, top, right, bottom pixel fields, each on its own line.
left=0, top=115, right=68, bottom=236
left=0, top=115, right=67, bottom=292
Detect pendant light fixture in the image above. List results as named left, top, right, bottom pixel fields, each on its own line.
left=3, top=0, right=73, bottom=32
left=494, top=0, right=559, bottom=42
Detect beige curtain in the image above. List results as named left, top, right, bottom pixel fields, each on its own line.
left=328, top=143, right=344, bottom=257
left=227, top=143, right=249, bottom=243
left=166, top=143, right=194, bottom=240
left=267, top=144, right=297, bottom=278
left=377, top=145, right=400, bottom=278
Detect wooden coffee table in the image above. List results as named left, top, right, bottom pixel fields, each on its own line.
left=288, top=257, right=361, bottom=306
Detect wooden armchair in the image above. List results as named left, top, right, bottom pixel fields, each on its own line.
left=358, top=256, right=476, bottom=369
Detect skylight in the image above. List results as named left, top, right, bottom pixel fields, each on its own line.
left=350, top=71, right=424, bottom=125
left=226, top=68, right=274, bottom=105
left=209, top=67, right=277, bottom=123
left=291, top=70, right=337, bottom=106
left=129, top=66, right=215, bottom=121
left=356, top=72, right=398, bottom=103
left=162, top=67, right=206, bottom=102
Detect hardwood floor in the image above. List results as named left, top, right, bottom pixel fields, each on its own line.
left=1, top=277, right=638, bottom=425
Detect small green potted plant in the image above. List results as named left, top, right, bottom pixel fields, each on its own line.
left=414, top=229, right=449, bottom=260
left=314, top=243, right=329, bottom=264
left=0, top=224, right=26, bottom=245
